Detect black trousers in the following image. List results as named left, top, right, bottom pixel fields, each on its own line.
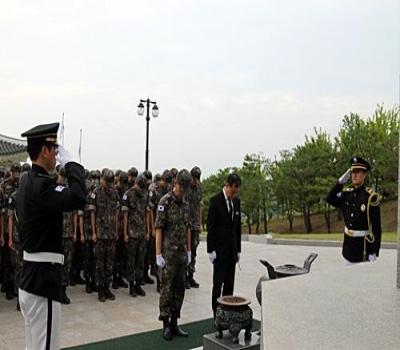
left=212, top=261, right=236, bottom=315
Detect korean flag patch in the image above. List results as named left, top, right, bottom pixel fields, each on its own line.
left=158, top=205, right=165, bottom=212
left=91, top=192, right=96, bottom=199
left=55, top=185, right=65, bottom=192
left=123, top=193, right=127, bottom=201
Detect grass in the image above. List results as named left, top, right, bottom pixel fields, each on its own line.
left=270, top=232, right=398, bottom=243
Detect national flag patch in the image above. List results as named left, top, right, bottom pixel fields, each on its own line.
left=158, top=205, right=165, bottom=212
left=55, top=185, right=65, bottom=192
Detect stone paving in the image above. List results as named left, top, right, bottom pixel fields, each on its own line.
left=0, top=241, right=397, bottom=349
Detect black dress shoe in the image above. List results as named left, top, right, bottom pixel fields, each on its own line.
left=118, top=276, right=128, bottom=288
left=189, top=277, right=200, bottom=288
left=104, top=287, right=115, bottom=300
left=162, top=320, right=172, bottom=341
left=98, top=288, right=106, bottom=302
left=135, top=284, right=146, bottom=297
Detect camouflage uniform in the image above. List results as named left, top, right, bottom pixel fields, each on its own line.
left=122, top=186, right=148, bottom=287
left=88, top=185, right=119, bottom=288
left=62, top=212, right=74, bottom=287
left=0, top=177, right=19, bottom=299
left=187, top=181, right=202, bottom=278
left=81, top=188, right=97, bottom=292
left=8, top=191, right=22, bottom=294
left=155, top=191, right=190, bottom=320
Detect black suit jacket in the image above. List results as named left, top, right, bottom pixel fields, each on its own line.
left=207, top=191, right=241, bottom=264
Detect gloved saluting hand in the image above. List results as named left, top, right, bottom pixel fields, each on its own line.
left=56, top=145, right=72, bottom=167
left=338, top=168, right=351, bottom=185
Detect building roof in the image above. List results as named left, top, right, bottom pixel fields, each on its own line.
left=0, top=133, right=27, bottom=156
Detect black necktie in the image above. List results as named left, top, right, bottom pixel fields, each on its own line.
left=229, top=201, right=233, bottom=220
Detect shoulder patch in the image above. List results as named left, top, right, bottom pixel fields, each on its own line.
left=123, top=193, right=127, bottom=201
left=55, top=185, right=66, bottom=192
left=157, top=204, right=165, bottom=212
left=91, top=192, right=96, bottom=199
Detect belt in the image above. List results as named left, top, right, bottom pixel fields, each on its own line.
left=23, top=251, right=64, bottom=265
left=344, top=227, right=368, bottom=238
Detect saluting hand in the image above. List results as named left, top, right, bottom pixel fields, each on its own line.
left=56, top=145, right=73, bottom=167
left=338, top=168, right=351, bottom=184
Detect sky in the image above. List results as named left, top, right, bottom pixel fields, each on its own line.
left=0, top=0, right=399, bottom=176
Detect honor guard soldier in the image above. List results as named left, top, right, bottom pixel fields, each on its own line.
left=16, top=123, right=86, bottom=350
left=326, top=157, right=382, bottom=264
left=155, top=169, right=192, bottom=341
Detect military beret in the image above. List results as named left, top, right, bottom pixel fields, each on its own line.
left=350, top=156, right=371, bottom=172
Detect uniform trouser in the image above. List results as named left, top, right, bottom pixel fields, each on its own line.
left=188, top=229, right=200, bottom=275
left=62, top=238, right=74, bottom=287
left=159, top=254, right=187, bottom=320
left=10, top=242, right=22, bottom=289
left=19, top=288, right=61, bottom=350
left=144, top=236, right=156, bottom=273
left=127, top=238, right=146, bottom=283
left=2, top=241, right=14, bottom=287
left=83, top=240, right=96, bottom=280
left=71, top=240, right=83, bottom=278
left=113, top=235, right=127, bottom=278
left=212, top=261, right=236, bottom=314
left=95, top=239, right=115, bottom=286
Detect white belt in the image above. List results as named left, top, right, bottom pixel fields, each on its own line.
left=344, top=227, right=368, bottom=237
left=23, top=251, right=64, bottom=265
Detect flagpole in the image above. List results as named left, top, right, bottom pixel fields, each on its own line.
left=79, top=128, right=82, bottom=163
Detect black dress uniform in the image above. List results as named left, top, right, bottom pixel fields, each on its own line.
left=326, top=157, right=381, bottom=263
left=16, top=123, right=86, bottom=350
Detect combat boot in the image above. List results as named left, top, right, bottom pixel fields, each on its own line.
left=185, top=275, right=191, bottom=290
left=98, top=287, right=106, bottom=302
left=170, top=315, right=188, bottom=337
left=189, top=273, right=200, bottom=288
left=162, top=319, right=172, bottom=341
left=61, top=286, right=71, bottom=305
left=104, top=285, right=115, bottom=300
left=5, top=284, right=14, bottom=300
left=129, top=282, right=137, bottom=297
left=112, top=274, right=119, bottom=290
left=143, top=274, right=154, bottom=285
left=85, top=278, right=92, bottom=294
left=135, top=282, right=146, bottom=297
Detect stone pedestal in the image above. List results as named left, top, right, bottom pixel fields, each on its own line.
left=203, top=330, right=260, bottom=350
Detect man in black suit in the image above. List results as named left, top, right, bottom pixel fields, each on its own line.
left=207, top=173, right=241, bottom=316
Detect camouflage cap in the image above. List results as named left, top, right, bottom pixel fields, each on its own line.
left=102, top=168, right=114, bottom=183
left=161, top=169, right=172, bottom=183
left=119, top=171, right=129, bottom=185
left=153, top=173, right=162, bottom=182
left=84, top=168, right=89, bottom=179
left=11, top=161, right=21, bottom=173
left=135, top=173, right=148, bottom=189
left=170, top=167, right=178, bottom=178
left=190, top=166, right=201, bottom=179
left=128, top=167, right=138, bottom=178
left=143, top=170, right=153, bottom=182
left=176, top=169, right=191, bottom=191
left=89, top=170, right=98, bottom=180
left=22, top=163, right=32, bottom=172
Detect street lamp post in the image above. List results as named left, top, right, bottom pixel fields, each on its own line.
left=137, top=98, right=159, bottom=171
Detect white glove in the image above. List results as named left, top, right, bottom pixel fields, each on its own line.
left=56, top=145, right=72, bottom=167
left=338, top=168, right=351, bottom=185
left=187, top=251, right=192, bottom=265
left=208, top=251, right=216, bottom=264
left=368, top=254, right=377, bottom=262
left=237, top=252, right=241, bottom=262
left=156, top=254, right=165, bottom=268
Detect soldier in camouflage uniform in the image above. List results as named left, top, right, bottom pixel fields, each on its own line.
left=89, top=169, right=119, bottom=302
left=127, top=167, right=138, bottom=189
left=185, top=166, right=203, bottom=289
left=112, top=171, right=129, bottom=290
left=148, top=169, right=172, bottom=291
left=57, top=167, right=76, bottom=304
left=8, top=188, right=23, bottom=310
left=1, top=162, right=20, bottom=300
left=122, top=174, right=149, bottom=297
left=155, top=169, right=192, bottom=341
left=81, top=174, right=97, bottom=294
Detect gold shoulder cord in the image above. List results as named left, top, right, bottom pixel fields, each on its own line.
left=363, top=187, right=380, bottom=261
